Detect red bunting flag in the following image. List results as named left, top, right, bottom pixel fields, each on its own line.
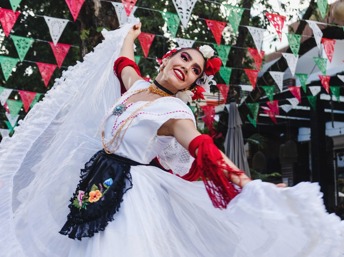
left=0, top=8, right=20, bottom=37
left=65, top=0, right=85, bottom=21
left=265, top=12, right=286, bottom=41
left=36, top=62, right=57, bottom=87
left=321, top=38, right=336, bottom=63
left=319, top=75, right=331, bottom=93
left=201, top=105, right=215, bottom=131
left=247, top=48, right=265, bottom=70
left=137, top=32, right=155, bottom=58
left=18, top=90, right=37, bottom=113
left=288, top=86, right=301, bottom=102
left=49, top=42, right=71, bottom=68
left=205, top=19, right=227, bottom=45
left=122, top=0, right=137, bottom=16
left=216, top=84, right=229, bottom=103
left=264, top=109, right=277, bottom=124
left=266, top=100, right=279, bottom=115
left=244, top=69, right=258, bottom=89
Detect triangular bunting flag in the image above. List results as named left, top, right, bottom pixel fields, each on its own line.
left=247, top=102, right=260, bottom=121
left=0, top=56, right=19, bottom=80
left=9, top=0, right=22, bottom=11
left=5, top=120, right=15, bottom=132
left=287, top=97, right=299, bottom=107
left=5, top=112, right=18, bottom=127
left=134, top=55, right=141, bottom=64
left=137, top=32, right=155, bottom=58
left=280, top=104, right=293, bottom=113
left=0, top=86, right=13, bottom=105
left=309, top=86, right=321, bottom=96
left=296, top=73, right=309, bottom=93
left=287, top=33, right=301, bottom=57
left=6, top=99, right=22, bottom=117
left=11, top=35, right=34, bottom=61
left=247, top=114, right=257, bottom=127
left=30, top=93, right=41, bottom=108
left=313, top=57, right=327, bottom=74
left=261, top=85, right=275, bottom=101
left=244, top=69, right=258, bottom=89
left=216, top=84, right=229, bottom=103
left=18, top=90, right=37, bottom=112
left=307, top=95, right=317, bottom=109
left=330, top=86, right=341, bottom=101
left=65, top=0, right=85, bottom=21
left=306, top=20, right=323, bottom=48
left=172, top=0, right=198, bottom=28
left=121, top=0, right=137, bottom=16
left=223, top=4, right=244, bottom=34
left=219, top=67, right=232, bottom=84
left=0, top=8, right=20, bottom=37
left=247, top=48, right=264, bottom=70
left=319, top=75, right=331, bottom=93
left=161, top=12, right=180, bottom=37
left=265, top=12, right=286, bottom=41
left=267, top=100, right=279, bottom=115
left=44, top=16, right=69, bottom=45
left=282, top=53, right=298, bottom=76
left=321, top=38, right=336, bottom=62
left=0, top=128, right=10, bottom=138
left=317, top=0, right=328, bottom=18
left=112, top=2, right=137, bottom=27
left=269, top=71, right=284, bottom=91
left=175, top=38, right=195, bottom=48
left=36, top=62, right=57, bottom=87
left=338, top=75, right=344, bottom=83
left=205, top=19, right=227, bottom=45
left=288, top=86, right=301, bottom=102
left=264, top=109, right=277, bottom=124
left=49, top=42, right=71, bottom=68
left=246, top=26, right=265, bottom=51
left=213, top=44, right=231, bottom=66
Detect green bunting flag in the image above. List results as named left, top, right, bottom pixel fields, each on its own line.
left=161, top=11, right=180, bottom=37
left=223, top=4, right=244, bottom=34
left=219, top=67, right=232, bottom=84
left=330, top=86, right=341, bottom=101
left=261, top=86, right=275, bottom=102
left=287, top=33, right=301, bottom=57
left=307, top=95, right=317, bottom=109
left=247, top=114, right=257, bottom=127
left=317, top=0, right=328, bottom=18
left=0, top=56, right=19, bottom=81
left=11, top=35, right=34, bottom=61
left=30, top=93, right=41, bottom=108
left=9, top=0, right=22, bottom=11
left=5, top=121, right=15, bottom=132
left=134, top=55, right=141, bottom=64
left=213, top=44, right=231, bottom=66
left=314, top=57, right=327, bottom=75
left=296, top=73, right=309, bottom=93
left=6, top=99, right=22, bottom=117
left=247, top=102, right=259, bottom=119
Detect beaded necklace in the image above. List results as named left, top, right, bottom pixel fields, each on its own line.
left=101, top=82, right=174, bottom=154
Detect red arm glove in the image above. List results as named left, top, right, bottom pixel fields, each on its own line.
left=113, top=57, right=142, bottom=95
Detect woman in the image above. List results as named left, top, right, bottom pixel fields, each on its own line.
left=1, top=22, right=343, bottom=257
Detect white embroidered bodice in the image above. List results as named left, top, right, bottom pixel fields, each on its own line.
left=103, top=80, right=195, bottom=175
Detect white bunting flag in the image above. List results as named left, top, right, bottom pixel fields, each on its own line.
left=282, top=53, right=298, bottom=76
left=0, top=128, right=10, bottom=138
left=306, top=20, right=323, bottom=49
left=280, top=104, right=293, bottom=113
left=246, top=26, right=265, bottom=51
left=112, top=2, right=137, bottom=27
left=0, top=87, right=13, bottom=106
left=44, top=16, right=69, bottom=46
left=175, top=38, right=195, bottom=48
left=287, top=97, right=299, bottom=108
left=269, top=71, right=284, bottom=91
left=172, top=0, right=198, bottom=28
left=5, top=112, right=19, bottom=127
left=309, top=86, right=321, bottom=96
left=338, top=75, right=344, bottom=83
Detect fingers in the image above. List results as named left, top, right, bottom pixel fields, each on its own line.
left=133, top=22, right=141, bottom=31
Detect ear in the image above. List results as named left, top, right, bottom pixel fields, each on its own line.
left=162, top=58, right=169, bottom=66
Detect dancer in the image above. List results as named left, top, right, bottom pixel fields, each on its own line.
left=1, top=22, right=343, bottom=257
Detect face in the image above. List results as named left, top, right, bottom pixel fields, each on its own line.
left=158, top=49, right=205, bottom=92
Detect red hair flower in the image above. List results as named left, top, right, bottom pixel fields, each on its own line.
left=192, top=85, right=206, bottom=101
left=204, top=57, right=222, bottom=76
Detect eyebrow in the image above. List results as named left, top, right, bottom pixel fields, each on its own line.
left=182, top=51, right=203, bottom=72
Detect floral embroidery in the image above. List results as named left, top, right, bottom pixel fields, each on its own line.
left=72, top=178, right=114, bottom=209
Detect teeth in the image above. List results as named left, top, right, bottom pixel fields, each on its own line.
left=174, top=70, right=184, bottom=80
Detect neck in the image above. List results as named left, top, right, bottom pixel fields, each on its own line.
left=153, top=80, right=175, bottom=95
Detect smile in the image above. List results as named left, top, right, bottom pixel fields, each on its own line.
left=173, top=69, right=185, bottom=81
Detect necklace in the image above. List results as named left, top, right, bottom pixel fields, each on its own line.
left=152, top=80, right=175, bottom=96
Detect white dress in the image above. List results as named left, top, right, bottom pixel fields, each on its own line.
left=1, top=24, right=344, bottom=257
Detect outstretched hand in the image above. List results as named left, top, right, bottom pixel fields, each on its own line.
left=127, top=22, right=141, bottom=40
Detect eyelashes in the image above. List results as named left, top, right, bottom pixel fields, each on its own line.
left=180, top=53, right=201, bottom=75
